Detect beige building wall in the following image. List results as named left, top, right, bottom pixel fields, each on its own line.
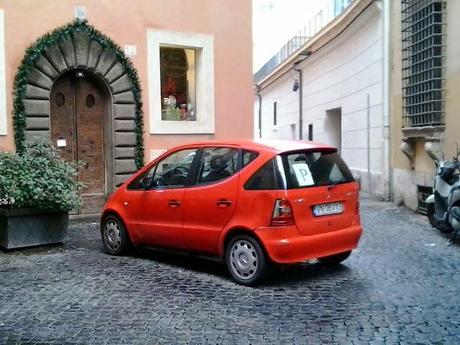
left=0, top=0, right=253, bottom=160
left=390, top=0, right=460, bottom=210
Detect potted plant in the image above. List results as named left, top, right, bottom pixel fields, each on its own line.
left=0, top=141, right=82, bottom=250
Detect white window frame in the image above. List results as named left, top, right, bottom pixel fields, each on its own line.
left=147, top=29, right=215, bottom=134
left=0, top=9, right=7, bottom=135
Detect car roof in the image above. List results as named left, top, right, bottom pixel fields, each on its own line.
left=168, top=139, right=335, bottom=154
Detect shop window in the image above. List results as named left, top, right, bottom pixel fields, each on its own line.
left=148, top=30, right=215, bottom=134
left=160, top=47, right=196, bottom=121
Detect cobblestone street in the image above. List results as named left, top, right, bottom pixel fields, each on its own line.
left=0, top=195, right=459, bottom=344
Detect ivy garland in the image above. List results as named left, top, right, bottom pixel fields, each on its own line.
left=12, top=19, right=144, bottom=169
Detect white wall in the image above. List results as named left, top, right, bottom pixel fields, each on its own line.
left=257, top=3, right=386, bottom=196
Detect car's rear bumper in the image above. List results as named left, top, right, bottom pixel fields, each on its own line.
left=255, top=225, right=362, bottom=264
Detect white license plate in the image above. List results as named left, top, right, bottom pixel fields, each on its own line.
left=312, top=202, right=344, bottom=217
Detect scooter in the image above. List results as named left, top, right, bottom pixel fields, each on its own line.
left=426, top=152, right=460, bottom=243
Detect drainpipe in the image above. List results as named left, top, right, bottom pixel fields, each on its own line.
left=255, top=85, right=262, bottom=138
left=293, top=66, right=303, bottom=140
left=382, top=0, right=392, bottom=200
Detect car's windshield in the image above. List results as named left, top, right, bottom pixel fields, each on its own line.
left=282, top=150, right=354, bottom=189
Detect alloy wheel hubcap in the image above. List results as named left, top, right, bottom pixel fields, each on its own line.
left=104, top=220, right=122, bottom=251
left=230, top=240, right=258, bottom=280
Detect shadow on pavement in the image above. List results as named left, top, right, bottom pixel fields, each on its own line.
left=126, top=245, right=352, bottom=286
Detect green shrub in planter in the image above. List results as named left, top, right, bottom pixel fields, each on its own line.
left=0, top=141, right=82, bottom=211
left=0, top=141, right=83, bottom=249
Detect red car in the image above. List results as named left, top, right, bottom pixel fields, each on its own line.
left=101, top=139, right=362, bottom=285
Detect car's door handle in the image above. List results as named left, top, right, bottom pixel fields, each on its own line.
left=217, top=199, right=232, bottom=207
left=168, top=200, right=182, bottom=208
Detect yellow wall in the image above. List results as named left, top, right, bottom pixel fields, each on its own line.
left=391, top=0, right=460, bottom=173
left=443, top=0, right=460, bottom=160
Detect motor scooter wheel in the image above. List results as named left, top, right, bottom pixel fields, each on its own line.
left=427, top=203, right=452, bottom=233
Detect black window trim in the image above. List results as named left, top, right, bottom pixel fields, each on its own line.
left=280, top=148, right=355, bottom=190
left=193, top=146, right=241, bottom=187
left=127, top=147, right=201, bottom=191
left=243, top=156, right=285, bottom=191
left=127, top=146, right=262, bottom=190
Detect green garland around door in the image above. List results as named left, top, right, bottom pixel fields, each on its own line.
left=12, top=19, right=144, bottom=169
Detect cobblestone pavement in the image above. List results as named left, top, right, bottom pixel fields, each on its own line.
left=1, top=196, right=460, bottom=345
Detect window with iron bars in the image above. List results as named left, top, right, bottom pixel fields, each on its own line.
left=401, top=0, right=446, bottom=128
left=417, top=185, right=433, bottom=215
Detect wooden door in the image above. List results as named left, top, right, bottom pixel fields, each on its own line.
left=50, top=72, right=107, bottom=214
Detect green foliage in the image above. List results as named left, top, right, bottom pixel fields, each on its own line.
left=0, top=141, right=82, bottom=211
left=12, top=19, right=144, bottom=169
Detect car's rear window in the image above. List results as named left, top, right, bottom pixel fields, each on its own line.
left=282, top=150, right=354, bottom=189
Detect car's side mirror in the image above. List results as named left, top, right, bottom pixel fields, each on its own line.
left=140, top=176, right=153, bottom=190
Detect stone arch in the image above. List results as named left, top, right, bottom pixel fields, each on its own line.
left=13, top=20, right=144, bottom=188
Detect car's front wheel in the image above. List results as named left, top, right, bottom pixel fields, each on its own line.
left=101, top=215, right=131, bottom=255
left=318, top=250, right=351, bottom=265
left=225, top=235, right=267, bottom=286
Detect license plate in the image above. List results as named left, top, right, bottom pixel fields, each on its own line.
left=312, top=202, right=344, bottom=217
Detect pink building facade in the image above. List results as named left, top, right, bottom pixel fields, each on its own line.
left=0, top=0, right=253, bottom=212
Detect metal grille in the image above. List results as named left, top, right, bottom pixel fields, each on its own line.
left=401, top=0, right=446, bottom=127
left=417, top=185, right=433, bottom=215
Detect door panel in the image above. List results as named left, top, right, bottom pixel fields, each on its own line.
left=183, top=178, right=238, bottom=253
left=50, top=72, right=107, bottom=214
left=182, top=147, right=239, bottom=254
left=50, top=77, right=76, bottom=162
left=126, top=189, right=186, bottom=249
left=75, top=78, right=106, bottom=212
left=123, top=148, right=199, bottom=249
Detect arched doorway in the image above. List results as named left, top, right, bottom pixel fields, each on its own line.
left=12, top=20, right=145, bottom=214
left=50, top=70, right=112, bottom=213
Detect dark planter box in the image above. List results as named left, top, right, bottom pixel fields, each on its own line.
left=0, top=209, right=68, bottom=250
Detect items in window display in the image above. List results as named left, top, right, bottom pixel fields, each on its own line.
left=160, top=47, right=196, bottom=121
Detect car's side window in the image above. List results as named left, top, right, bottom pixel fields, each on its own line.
left=244, top=158, right=284, bottom=190
left=128, top=149, right=197, bottom=190
left=127, top=164, right=157, bottom=190
left=152, top=149, right=197, bottom=187
left=197, top=147, right=238, bottom=184
left=242, top=150, right=259, bottom=167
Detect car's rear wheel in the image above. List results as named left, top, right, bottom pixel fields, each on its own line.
left=226, top=235, right=267, bottom=286
left=318, top=250, right=351, bottom=265
left=101, top=215, right=130, bottom=255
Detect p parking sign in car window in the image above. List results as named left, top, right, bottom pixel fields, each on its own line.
left=292, top=163, right=314, bottom=187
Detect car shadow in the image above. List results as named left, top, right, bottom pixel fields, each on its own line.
left=125, top=246, right=351, bottom=287
left=263, top=261, right=351, bottom=286
left=131, top=246, right=229, bottom=279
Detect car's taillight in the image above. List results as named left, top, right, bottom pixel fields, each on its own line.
left=355, top=200, right=360, bottom=215
left=271, top=199, right=295, bottom=226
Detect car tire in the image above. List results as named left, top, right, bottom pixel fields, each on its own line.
left=225, top=235, right=267, bottom=286
left=101, top=215, right=131, bottom=255
left=318, top=250, right=351, bottom=265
